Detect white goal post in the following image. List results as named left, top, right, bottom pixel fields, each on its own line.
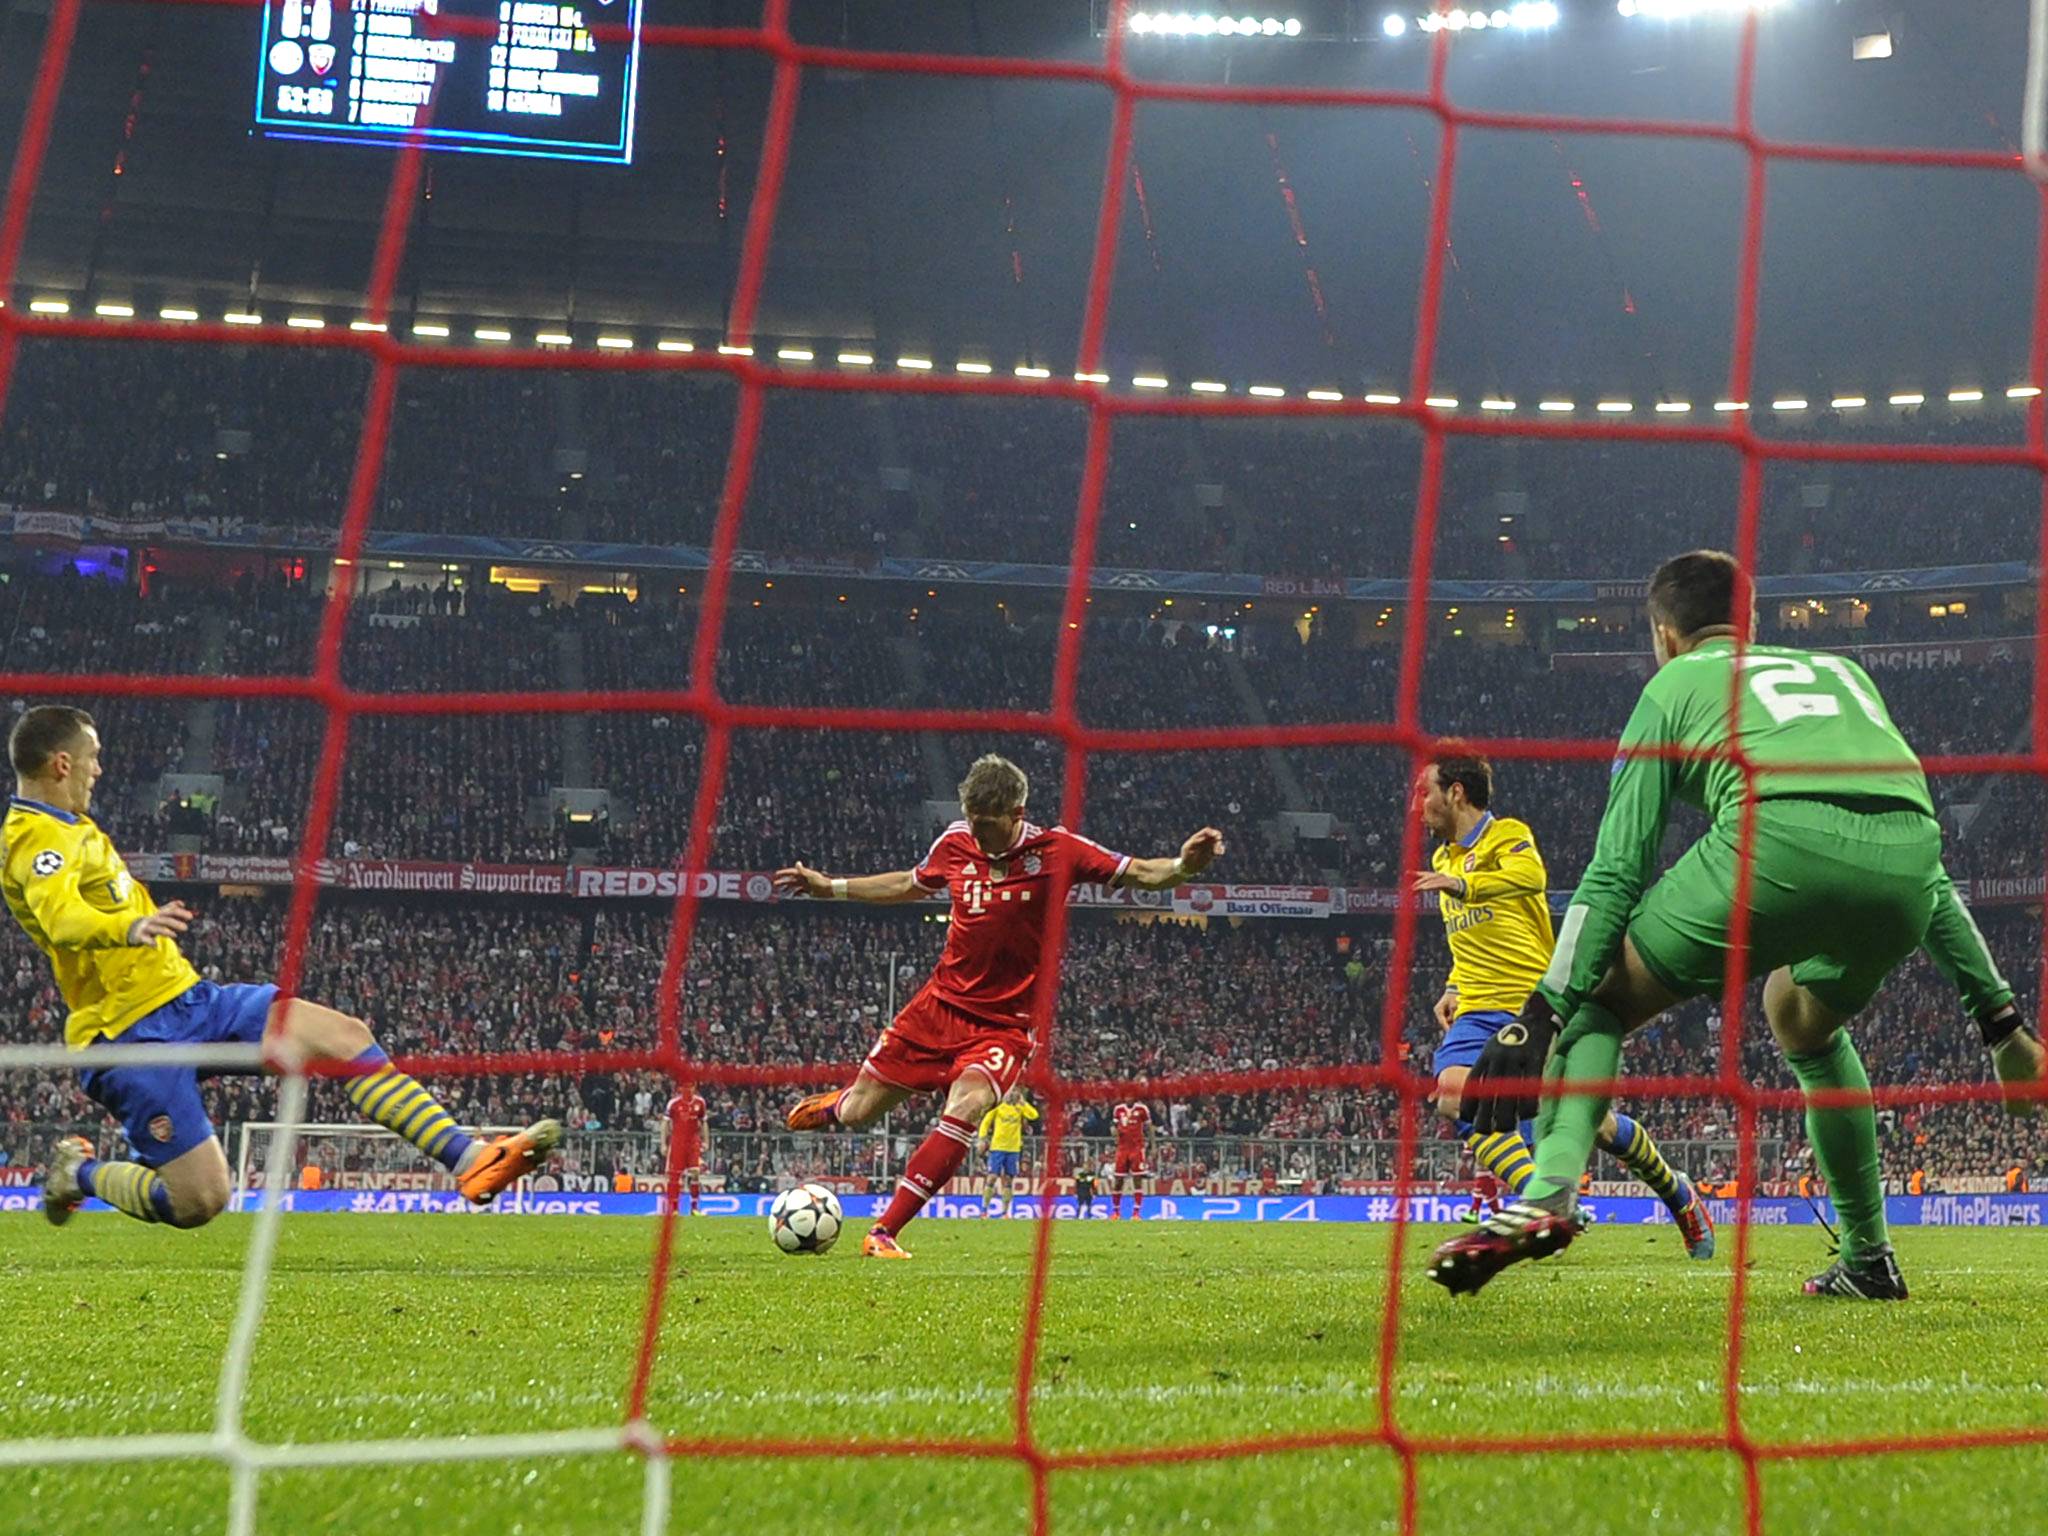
left=2027, top=0, right=2048, bottom=181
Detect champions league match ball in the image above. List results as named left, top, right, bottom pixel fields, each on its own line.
left=768, top=1183, right=844, bottom=1254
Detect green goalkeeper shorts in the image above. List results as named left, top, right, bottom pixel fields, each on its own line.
left=1627, top=797, right=1945, bottom=1017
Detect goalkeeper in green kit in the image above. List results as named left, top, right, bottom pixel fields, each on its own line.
left=1429, top=551, right=2046, bottom=1300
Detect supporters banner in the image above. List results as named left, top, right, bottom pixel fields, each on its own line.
left=2, top=506, right=2029, bottom=606
left=137, top=859, right=2046, bottom=912
left=1554, top=634, right=2035, bottom=676
left=1172, top=883, right=1332, bottom=920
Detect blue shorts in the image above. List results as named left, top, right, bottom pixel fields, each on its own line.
left=78, top=982, right=280, bottom=1167
left=1432, top=1009, right=1515, bottom=1077
left=987, top=1149, right=1019, bottom=1178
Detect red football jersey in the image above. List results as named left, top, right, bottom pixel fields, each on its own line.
left=913, top=819, right=1131, bottom=1027
left=1113, top=1102, right=1151, bottom=1151
left=665, top=1093, right=707, bottom=1125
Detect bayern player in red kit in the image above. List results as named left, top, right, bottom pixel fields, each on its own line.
left=661, top=1090, right=708, bottom=1215
left=778, top=754, right=1223, bottom=1258
left=1110, top=1100, right=1151, bottom=1220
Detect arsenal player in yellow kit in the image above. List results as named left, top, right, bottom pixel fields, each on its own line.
left=8, top=706, right=557, bottom=1229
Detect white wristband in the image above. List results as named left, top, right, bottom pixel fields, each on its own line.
left=830, top=878, right=849, bottom=900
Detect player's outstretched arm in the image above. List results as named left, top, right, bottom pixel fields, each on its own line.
left=771, top=862, right=928, bottom=904
left=1117, top=827, right=1225, bottom=892
left=1921, top=868, right=2042, bottom=1116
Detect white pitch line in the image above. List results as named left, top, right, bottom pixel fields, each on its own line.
left=238, top=1426, right=634, bottom=1469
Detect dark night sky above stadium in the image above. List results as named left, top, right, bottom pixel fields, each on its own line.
left=0, top=0, right=2034, bottom=398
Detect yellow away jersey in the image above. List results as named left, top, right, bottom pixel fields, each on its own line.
left=2, top=797, right=199, bottom=1048
left=1430, top=812, right=1554, bottom=1018
left=978, top=1100, right=1039, bottom=1153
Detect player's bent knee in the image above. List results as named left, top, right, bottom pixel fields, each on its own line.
left=272, top=1000, right=374, bottom=1063
left=1434, top=1068, right=1466, bottom=1122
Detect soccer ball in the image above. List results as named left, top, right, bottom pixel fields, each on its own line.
left=769, top=1183, right=844, bottom=1254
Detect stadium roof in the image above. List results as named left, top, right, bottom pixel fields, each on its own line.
left=0, top=0, right=2032, bottom=396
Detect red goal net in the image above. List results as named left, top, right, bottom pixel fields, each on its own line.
left=1, top=2, right=2044, bottom=1533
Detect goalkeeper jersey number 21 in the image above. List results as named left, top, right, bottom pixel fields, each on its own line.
left=1543, top=637, right=1936, bottom=1011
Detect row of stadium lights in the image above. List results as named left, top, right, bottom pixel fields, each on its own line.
left=9, top=298, right=2030, bottom=413
left=1134, top=0, right=1768, bottom=39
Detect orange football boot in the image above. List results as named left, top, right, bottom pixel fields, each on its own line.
left=785, top=1090, right=842, bottom=1132
left=861, top=1227, right=913, bottom=1259
left=456, top=1119, right=562, bottom=1205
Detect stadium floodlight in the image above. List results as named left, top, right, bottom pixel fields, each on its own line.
left=1713, top=400, right=1748, bottom=412
left=837, top=351, right=874, bottom=366
left=1887, top=392, right=1923, bottom=405
left=1480, top=397, right=1516, bottom=411
left=2009, top=384, right=2043, bottom=399
left=1306, top=389, right=1344, bottom=401
left=1425, top=395, right=1459, bottom=408
left=225, top=311, right=265, bottom=326
left=1596, top=400, right=1633, bottom=413
left=1383, top=13, right=1406, bottom=34
left=1654, top=401, right=1692, bottom=413
left=1538, top=399, right=1573, bottom=412
left=1130, top=10, right=1153, bottom=31
left=596, top=336, right=634, bottom=349
left=1015, top=365, right=1051, bottom=379
left=1248, top=384, right=1286, bottom=397
left=1445, top=9, right=1468, bottom=28
left=656, top=338, right=694, bottom=352
left=717, top=342, right=753, bottom=356
left=956, top=360, right=993, bottom=374
left=411, top=322, right=449, bottom=337
left=1469, top=10, right=1488, bottom=26
left=1191, top=379, right=1229, bottom=392
left=1193, top=14, right=1216, bottom=34
left=1284, top=16, right=1302, bottom=33
left=475, top=327, right=512, bottom=341
left=897, top=356, right=934, bottom=370
left=1830, top=395, right=1866, bottom=409
left=1133, top=375, right=1171, bottom=388
left=94, top=302, right=134, bottom=318
left=1365, top=392, right=1403, bottom=405
left=348, top=318, right=386, bottom=332
left=1620, top=0, right=1783, bottom=17
left=1948, top=388, right=1984, bottom=403
left=28, top=298, right=69, bottom=314
left=778, top=347, right=816, bottom=362
left=1075, top=370, right=1111, bottom=383
left=162, top=307, right=201, bottom=322
left=538, top=332, right=575, bottom=346
left=288, top=316, right=327, bottom=330
left=1771, top=397, right=1808, bottom=411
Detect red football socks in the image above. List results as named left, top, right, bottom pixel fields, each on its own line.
left=876, top=1113, right=976, bottom=1235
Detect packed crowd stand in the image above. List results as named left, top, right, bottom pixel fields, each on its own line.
left=0, top=900, right=2040, bottom=1193
left=3, top=339, right=2040, bottom=582
left=2, top=343, right=2045, bottom=1192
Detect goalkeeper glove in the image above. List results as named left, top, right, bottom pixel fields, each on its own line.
left=1463, top=993, right=1561, bottom=1136
left=1980, top=1003, right=2044, bottom=1118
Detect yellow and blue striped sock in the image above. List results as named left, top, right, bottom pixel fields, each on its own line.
left=1602, top=1112, right=1687, bottom=1214
left=1466, top=1128, right=1537, bottom=1196
left=343, top=1047, right=473, bottom=1172
left=79, top=1159, right=176, bottom=1224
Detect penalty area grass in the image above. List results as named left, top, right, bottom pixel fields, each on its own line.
left=0, top=1216, right=2043, bottom=1534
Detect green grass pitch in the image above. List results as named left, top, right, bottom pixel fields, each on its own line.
left=1, top=1215, right=2044, bottom=1534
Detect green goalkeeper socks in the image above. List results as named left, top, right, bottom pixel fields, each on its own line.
left=1526, top=1001, right=1626, bottom=1210
left=1786, top=1029, right=1889, bottom=1262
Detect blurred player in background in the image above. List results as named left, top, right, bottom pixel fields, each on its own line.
left=1413, top=752, right=1713, bottom=1258
left=11, top=706, right=557, bottom=1231
left=977, top=1085, right=1038, bottom=1218
left=1111, top=1099, right=1151, bottom=1220
left=1072, top=1151, right=1098, bottom=1218
left=1435, top=552, right=2042, bottom=1299
left=778, top=754, right=1223, bottom=1258
left=661, top=1087, right=708, bottom=1215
